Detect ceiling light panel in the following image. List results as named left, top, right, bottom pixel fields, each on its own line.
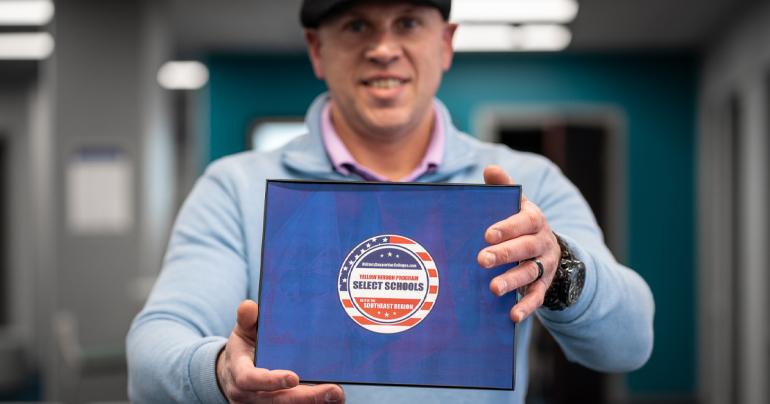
left=453, top=24, right=572, bottom=52
left=451, top=0, right=579, bottom=24
left=0, top=0, right=55, bottom=26
left=157, top=61, right=209, bottom=90
left=0, top=32, right=54, bottom=60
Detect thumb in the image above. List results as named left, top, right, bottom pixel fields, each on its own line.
left=483, top=165, right=513, bottom=185
left=484, top=165, right=528, bottom=203
left=234, top=299, right=259, bottom=343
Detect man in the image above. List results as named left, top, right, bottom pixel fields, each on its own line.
left=127, top=0, right=655, bottom=402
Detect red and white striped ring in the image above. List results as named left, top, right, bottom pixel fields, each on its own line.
left=337, top=235, right=439, bottom=334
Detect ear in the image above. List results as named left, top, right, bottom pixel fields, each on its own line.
left=441, top=23, right=458, bottom=71
left=304, top=29, right=325, bottom=79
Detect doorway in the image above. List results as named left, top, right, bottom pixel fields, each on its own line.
left=475, top=105, right=627, bottom=403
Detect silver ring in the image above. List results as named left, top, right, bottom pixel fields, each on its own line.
left=530, top=258, right=544, bottom=282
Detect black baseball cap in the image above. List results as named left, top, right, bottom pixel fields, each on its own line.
left=300, top=0, right=452, bottom=28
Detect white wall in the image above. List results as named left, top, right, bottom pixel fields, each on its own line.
left=34, top=0, right=176, bottom=400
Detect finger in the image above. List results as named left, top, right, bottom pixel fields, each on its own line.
left=483, top=165, right=513, bottom=185
left=230, top=363, right=300, bottom=392
left=235, top=299, right=259, bottom=342
left=261, top=383, right=345, bottom=404
left=510, top=280, right=548, bottom=323
left=489, top=260, right=544, bottom=296
left=484, top=200, right=544, bottom=244
left=227, top=333, right=300, bottom=392
left=228, top=300, right=301, bottom=392
left=478, top=234, right=545, bottom=269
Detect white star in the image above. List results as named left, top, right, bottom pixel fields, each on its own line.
left=377, top=311, right=381, bottom=315
left=388, top=252, right=392, bottom=257
left=380, top=254, right=384, bottom=258
left=366, top=243, right=371, bottom=248
left=355, top=254, right=360, bottom=259
left=349, top=260, right=354, bottom=265
left=384, top=312, right=389, bottom=317
left=382, top=238, right=387, bottom=242
left=342, top=279, right=346, bottom=282
left=360, top=249, right=365, bottom=254
left=396, top=254, right=400, bottom=258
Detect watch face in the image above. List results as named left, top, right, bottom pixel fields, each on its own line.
left=566, top=261, right=586, bottom=305
left=546, top=234, right=586, bottom=311
left=567, top=282, right=580, bottom=305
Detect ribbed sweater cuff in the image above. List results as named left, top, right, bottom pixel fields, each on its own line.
left=189, top=337, right=229, bottom=404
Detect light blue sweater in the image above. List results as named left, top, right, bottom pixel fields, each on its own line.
left=127, top=94, right=654, bottom=403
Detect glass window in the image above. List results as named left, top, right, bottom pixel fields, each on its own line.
left=251, top=120, right=307, bottom=152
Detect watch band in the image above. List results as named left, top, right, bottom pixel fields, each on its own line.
left=543, top=233, right=586, bottom=311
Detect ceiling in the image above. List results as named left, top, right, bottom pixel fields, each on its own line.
left=170, top=0, right=754, bottom=55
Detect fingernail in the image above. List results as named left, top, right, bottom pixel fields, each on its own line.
left=325, top=391, right=341, bottom=403
left=496, top=280, right=508, bottom=295
left=282, top=376, right=292, bottom=388
left=483, top=252, right=496, bottom=267
left=488, top=229, right=502, bottom=243
left=516, top=310, right=526, bottom=322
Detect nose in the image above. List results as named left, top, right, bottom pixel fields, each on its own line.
left=365, top=30, right=403, bottom=66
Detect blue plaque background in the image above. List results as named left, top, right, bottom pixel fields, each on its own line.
left=257, top=181, right=520, bottom=389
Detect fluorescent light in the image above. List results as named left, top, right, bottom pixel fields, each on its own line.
left=0, top=32, right=54, bottom=60
left=0, top=0, right=55, bottom=26
left=454, top=25, right=517, bottom=52
left=453, top=24, right=572, bottom=52
left=518, top=24, right=573, bottom=51
left=157, top=61, right=209, bottom=90
left=451, top=0, right=579, bottom=24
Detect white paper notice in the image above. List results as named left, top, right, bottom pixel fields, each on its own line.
left=66, top=147, right=133, bottom=235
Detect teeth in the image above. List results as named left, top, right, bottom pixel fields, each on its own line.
left=368, top=78, right=402, bottom=89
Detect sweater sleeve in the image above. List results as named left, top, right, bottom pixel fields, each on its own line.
left=531, top=160, right=655, bottom=373
left=126, top=160, right=247, bottom=403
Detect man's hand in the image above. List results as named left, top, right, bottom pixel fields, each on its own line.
left=216, top=300, right=345, bottom=403
left=479, top=165, right=562, bottom=323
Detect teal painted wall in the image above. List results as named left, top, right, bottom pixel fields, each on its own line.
left=205, top=53, right=696, bottom=395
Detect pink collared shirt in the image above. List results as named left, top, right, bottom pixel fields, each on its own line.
left=320, top=102, right=445, bottom=182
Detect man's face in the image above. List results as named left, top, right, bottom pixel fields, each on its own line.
left=305, top=1, right=456, bottom=138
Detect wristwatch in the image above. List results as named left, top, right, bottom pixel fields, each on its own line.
left=543, top=233, right=586, bottom=311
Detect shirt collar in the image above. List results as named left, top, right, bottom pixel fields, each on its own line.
left=282, top=93, right=476, bottom=181
left=319, top=100, right=445, bottom=182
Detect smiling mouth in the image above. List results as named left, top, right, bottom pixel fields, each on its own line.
left=361, top=78, right=409, bottom=89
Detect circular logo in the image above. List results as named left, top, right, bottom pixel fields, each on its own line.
left=337, top=235, right=439, bottom=334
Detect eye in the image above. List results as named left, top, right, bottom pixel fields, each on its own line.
left=343, top=18, right=368, bottom=33
left=397, top=16, right=420, bottom=31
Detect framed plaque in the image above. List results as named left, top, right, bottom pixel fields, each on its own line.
left=256, top=180, right=521, bottom=390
